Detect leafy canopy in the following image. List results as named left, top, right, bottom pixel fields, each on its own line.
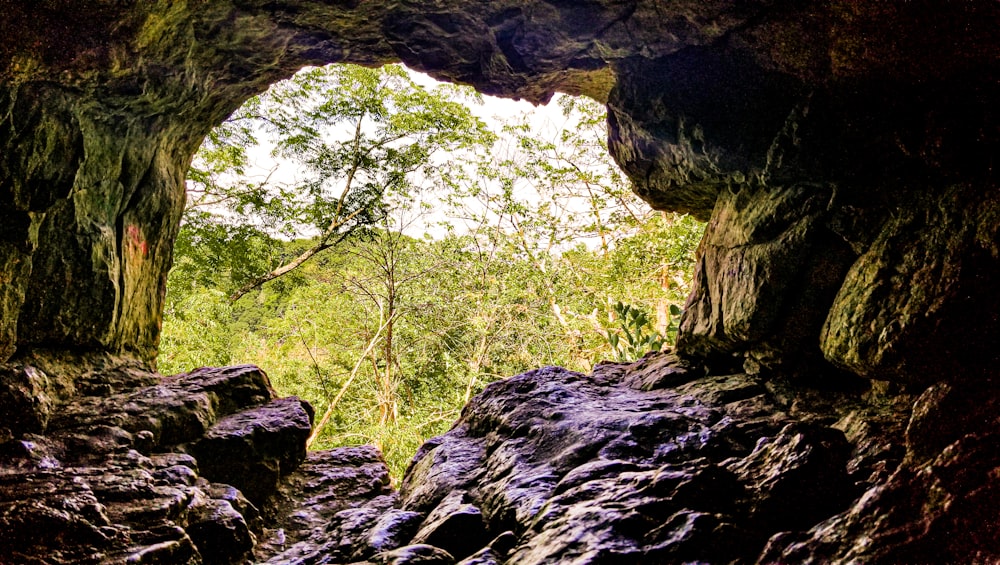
left=176, top=63, right=495, bottom=301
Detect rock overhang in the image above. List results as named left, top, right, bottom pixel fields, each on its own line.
left=0, top=1, right=998, bottom=380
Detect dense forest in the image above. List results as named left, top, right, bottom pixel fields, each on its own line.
left=160, top=64, right=704, bottom=479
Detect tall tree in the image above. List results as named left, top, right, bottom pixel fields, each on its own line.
left=442, top=95, right=670, bottom=366
left=177, top=63, right=495, bottom=301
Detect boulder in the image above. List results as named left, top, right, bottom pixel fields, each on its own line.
left=0, top=364, right=314, bottom=564
left=190, top=396, right=313, bottom=505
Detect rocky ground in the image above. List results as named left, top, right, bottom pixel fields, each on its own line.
left=10, top=349, right=994, bottom=564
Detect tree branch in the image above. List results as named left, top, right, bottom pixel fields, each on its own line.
left=306, top=310, right=398, bottom=449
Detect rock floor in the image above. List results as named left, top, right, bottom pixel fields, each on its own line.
left=6, top=352, right=999, bottom=564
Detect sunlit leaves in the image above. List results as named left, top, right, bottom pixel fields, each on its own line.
left=178, top=63, right=495, bottom=298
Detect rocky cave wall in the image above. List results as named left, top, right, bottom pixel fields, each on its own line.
left=1, top=1, right=1000, bottom=564
left=0, top=1, right=997, bottom=379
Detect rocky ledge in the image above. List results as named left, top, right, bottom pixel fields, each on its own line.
left=3, top=351, right=998, bottom=564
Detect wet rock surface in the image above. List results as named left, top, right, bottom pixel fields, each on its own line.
left=5, top=352, right=1000, bottom=563
left=0, top=359, right=315, bottom=564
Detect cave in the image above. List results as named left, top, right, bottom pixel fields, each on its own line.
left=1, top=2, right=999, bottom=563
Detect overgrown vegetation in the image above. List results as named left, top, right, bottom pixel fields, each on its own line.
left=160, top=64, right=704, bottom=480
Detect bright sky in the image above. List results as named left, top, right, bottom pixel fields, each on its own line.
left=240, top=65, right=570, bottom=188
left=405, top=66, right=569, bottom=128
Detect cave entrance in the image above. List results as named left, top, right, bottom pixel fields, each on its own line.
left=160, top=62, right=704, bottom=480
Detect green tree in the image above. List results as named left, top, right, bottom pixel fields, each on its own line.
left=440, top=95, right=703, bottom=367
left=177, top=63, right=495, bottom=302
left=161, top=73, right=707, bottom=480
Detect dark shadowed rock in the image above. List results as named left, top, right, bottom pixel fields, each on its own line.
left=186, top=495, right=255, bottom=565
left=676, top=183, right=856, bottom=377
left=821, top=185, right=1000, bottom=383
left=255, top=445, right=396, bottom=563
left=0, top=363, right=53, bottom=440
left=0, top=364, right=314, bottom=564
left=725, top=422, right=854, bottom=532
left=410, top=490, right=490, bottom=560
left=191, top=396, right=313, bottom=505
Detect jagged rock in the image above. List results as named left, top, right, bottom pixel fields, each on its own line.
left=93, top=357, right=895, bottom=565
left=760, top=428, right=1000, bottom=564
left=0, top=354, right=992, bottom=564
left=453, top=531, right=517, bottom=565
left=48, top=364, right=277, bottom=451
left=821, top=184, right=1000, bottom=383
left=0, top=364, right=314, bottom=564
left=758, top=378, right=1000, bottom=563
left=455, top=547, right=501, bottom=565
left=373, top=544, right=456, bottom=565
left=359, top=509, right=425, bottom=557
left=255, top=446, right=396, bottom=563
left=0, top=1, right=999, bottom=563
left=725, top=422, right=853, bottom=532
left=204, top=481, right=262, bottom=534
left=379, top=361, right=871, bottom=564
left=676, top=182, right=856, bottom=376
left=620, top=352, right=705, bottom=391
left=0, top=363, right=53, bottom=440
left=185, top=495, right=255, bottom=565
left=410, top=490, right=490, bottom=560
left=190, top=395, right=313, bottom=505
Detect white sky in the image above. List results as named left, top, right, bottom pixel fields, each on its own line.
left=240, top=65, right=571, bottom=188
left=405, top=67, right=569, bottom=127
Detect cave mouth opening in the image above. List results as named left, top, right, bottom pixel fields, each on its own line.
left=159, top=62, right=705, bottom=480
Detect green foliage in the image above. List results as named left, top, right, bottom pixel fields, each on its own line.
left=159, top=289, right=235, bottom=372
left=162, top=68, right=706, bottom=482
left=182, top=63, right=495, bottom=298
left=665, top=303, right=684, bottom=343
left=605, top=301, right=666, bottom=362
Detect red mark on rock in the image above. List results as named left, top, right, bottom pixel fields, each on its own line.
left=126, top=224, right=149, bottom=258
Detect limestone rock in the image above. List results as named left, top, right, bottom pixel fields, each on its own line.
left=676, top=182, right=856, bottom=376
left=0, top=1, right=999, bottom=563
left=761, top=384, right=1000, bottom=563
left=0, top=355, right=995, bottom=564
left=619, top=352, right=705, bottom=391
left=360, top=509, right=425, bottom=557
left=821, top=184, right=1000, bottom=383
left=372, top=544, right=455, bottom=565
left=409, top=490, right=490, bottom=560
left=0, top=364, right=317, bottom=564
left=0, top=363, right=53, bottom=440
left=385, top=360, right=876, bottom=564
left=724, top=422, right=853, bottom=532
left=190, top=396, right=313, bottom=505
left=1, top=1, right=997, bottom=375
left=607, top=47, right=804, bottom=218
left=255, top=446, right=396, bottom=563
left=185, top=495, right=255, bottom=565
